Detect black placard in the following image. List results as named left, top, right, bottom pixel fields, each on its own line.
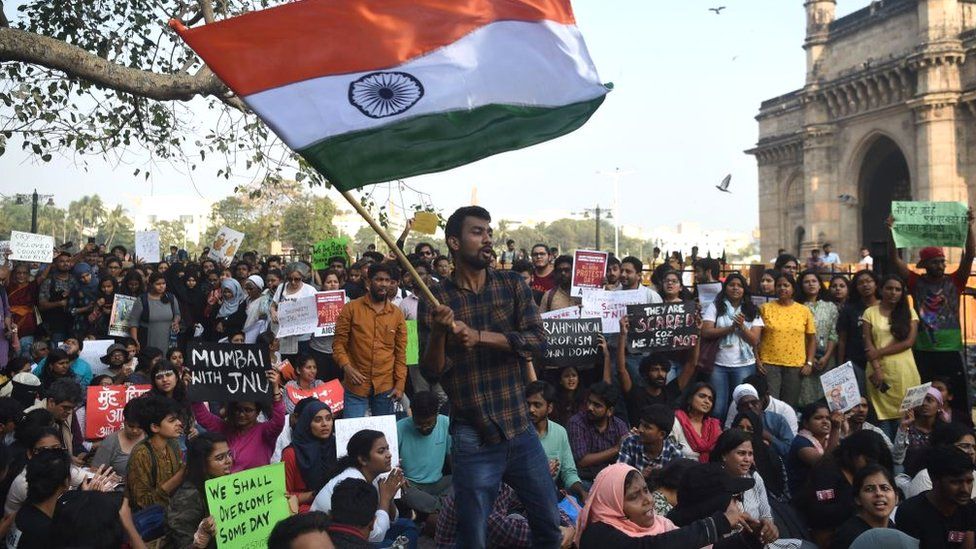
left=542, top=318, right=603, bottom=369
left=626, top=301, right=699, bottom=353
left=186, top=342, right=272, bottom=403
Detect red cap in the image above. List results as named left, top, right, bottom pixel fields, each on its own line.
left=917, top=246, right=945, bottom=268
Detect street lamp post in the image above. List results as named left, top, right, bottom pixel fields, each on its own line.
left=12, top=189, right=54, bottom=234
left=575, top=205, right=611, bottom=251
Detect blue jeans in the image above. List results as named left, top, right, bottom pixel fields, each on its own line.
left=710, top=363, right=757, bottom=421
left=450, top=424, right=561, bottom=548
left=343, top=390, right=394, bottom=418
left=372, top=517, right=418, bottom=548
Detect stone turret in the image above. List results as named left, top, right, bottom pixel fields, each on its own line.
left=804, top=0, right=836, bottom=82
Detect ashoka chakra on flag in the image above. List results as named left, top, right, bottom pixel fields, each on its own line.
left=171, top=0, right=609, bottom=191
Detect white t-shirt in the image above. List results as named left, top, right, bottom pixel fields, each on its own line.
left=823, top=252, right=841, bottom=264
left=310, top=467, right=394, bottom=543
left=617, top=285, right=663, bottom=304
left=702, top=302, right=764, bottom=367
left=858, top=255, right=874, bottom=268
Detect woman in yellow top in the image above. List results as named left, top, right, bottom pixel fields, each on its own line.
left=862, top=274, right=919, bottom=438
left=758, top=273, right=816, bottom=408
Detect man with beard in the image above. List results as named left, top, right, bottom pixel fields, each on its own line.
left=419, top=206, right=560, bottom=548
left=616, top=404, right=681, bottom=478
left=529, top=243, right=555, bottom=294
left=32, top=335, right=93, bottom=387
left=724, top=374, right=799, bottom=435
left=728, top=383, right=795, bottom=457
left=525, top=381, right=587, bottom=502
left=896, top=446, right=976, bottom=547
left=538, top=255, right=580, bottom=313
left=397, top=391, right=451, bottom=518
left=343, top=261, right=367, bottom=300
left=333, top=263, right=407, bottom=418
left=842, top=395, right=892, bottom=449
left=604, top=255, right=621, bottom=290
left=38, top=252, right=76, bottom=346
left=567, top=381, right=628, bottom=482
left=888, top=209, right=975, bottom=426
left=612, top=317, right=692, bottom=421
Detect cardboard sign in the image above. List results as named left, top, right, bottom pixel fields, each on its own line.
left=134, top=230, right=161, bottom=263
left=751, top=295, right=773, bottom=308
left=108, top=294, right=137, bottom=337
left=541, top=306, right=582, bottom=320
left=312, top=237, right=349, bottom=270
left=406, top=319, right=419, bottom=366
left=891, top=201, right=968, bottom=248
left=276, top=295, right=318, bottom=338
left=9, top=231, right=54, bottom=263
left=820, top=362, right=861, bottom=413
left=697, top=282, right=722, bottom=307
left=85, top=384, right=151, bottom=439
left=411, top=211, right=440, bottom=235
left=542, top=318, right=603, bottom=369
left=335, top=415, right=399, bottom=465
left=900, top=382, right=933, bottom=412
left=581, top=288, right=652, bottom=334
left=80, top=339, right=116, bottom=377
left=570, top=250, right=608, bottom=297
left=206, top=463, right=290, bottom=549
left=626, top=301, right=700, bottom=353
left=285, top=379, right=344, bottom=413
left=314, top=290, right=345, bottom=337
left=208, top=226, right=245, bottom=266
left=187, top=342, right=272, bottom=403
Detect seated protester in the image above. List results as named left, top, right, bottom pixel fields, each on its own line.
left=267, top=511, right=335, bottom=549
left=903, top=421, right=976, bottom=499
left=271, top=397, right=318, bottom=464
left=894, top=386, right=947, bottom=477
left=0, top=357, right=32, bottom=397
left=724, top=374, right=798, bottom=435
left=794, top=429, right=892, bottom=548
left=709, top=429, right=779, bottom=544
left=397, top=391, right=452, bottom=515
left=310, top=430, right=412, bottom=545
left=282, top=401, right=336, bottom=513
left=552, top=365, right=587, bottom=427
left=575, top=462, right=751, bottom=548
left=91, top=397, right=146, bottom=477
left=895, top=446, right=976, bottom=548
left=0, top=397, right=22, bottom=447
left=167, top=433, right=233, bottom=549
left=190, top=369, right=285, bottom=472
left=829, top=464, right=899, bottom=549
left=526, top=381, right=587, bottom=502
left=128, top=347, right=164, bottom=385
left=568, top=381, right=629, bottom=482
left=33, top=348, right=78, bottom=392
left=8, top=372, right=41, bottom=410
left=328, top=478, right=380, bottom=549
left=127, top=394, right=185, bottom=511
left=671, top=382, right=722, bottom=463
left=729, top=383, right=794, bottom=458
left=5, top=426, right=89, bottom=515
left=931, top=376, right=958, bottom=425
left=613, top=318, right=694, bottom=421
left=98, top=343, right=133, bottom=384
left=0, top=409, right=52, bottom=507
left=617, top=404, right=682, bottom=476
left=283, top=356, right=325, bottom=415
left=24, top=378, right=83, bottom=464
left=52, top=491, right=144, bottom=549
left=15, top=449, right=72, bottom=549
left=32, top=335, right=93, bottom=387
left=435, top=482, right=575, bottom=549
left=647, top=458, right=697, bottom=517
left=843, top=395, right=893, bottom=449
left=787, top=401, right=843, bottom=496
left=730, top=409, right=788, bottom=501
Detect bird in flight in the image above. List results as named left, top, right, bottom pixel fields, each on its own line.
left=716, top=174, right=732, bottom=193
left=709, top=6, right=726, bottom=14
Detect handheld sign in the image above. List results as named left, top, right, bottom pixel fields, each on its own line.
left=134, top=230, right=161, bottom=263
left=696, top=282, right=722, bottom=307
left=311, top=237, right=349, bottom=270
left=900, top=382, right=933, bottom=413
left=9, top=231, right=54, bottom=263
left=276, top=295, right=318, bottom=338
left=285, top=379, right=344, bottom=413
left=581, top=288, right=650, bottom=334
left=891, top=201, right=968, bottom=248
left=187, top=342, right=272, bottom=403
left=541, top=306, right=582, bottom=320
left=108, top=294, right=137, bottom=337
left=542, top=318, right=602, bottom=369
left=626, top=301, right=700, bottom=353
left=405, top=319, right=420, bottom=366
left=570, top=250, right=608, bottom=297
left=80, top=339, right=117, bottom=377
left=314, top=290, right=345, bottom=337
left=411, top=211, right=440, bottom=235
left=208, top=226, right=245, bottom=266
left=335, top=415, right=399, bottom=465
left=85, top=384, right=151, bottom=439
left=819, top=362, right=860, bottom=413
left=206, top=463, right=290, bottom=549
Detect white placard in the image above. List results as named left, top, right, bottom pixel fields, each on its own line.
left=134, top=230, right=161, bottom=263
left=207, top=226, right=245, bottom=266
left=696, top=282, right=722, bottom=307
left=9, top=231, right=54, bottom=263
left=751, top=295, right=773, bottom=308
left=581, top=288, right=651, bottom=333
left=275, top=294, right=318, bottom=338
left=819, top=361, right=861, bottom=413
left=900, top=382, right=933, bottom=413
left=335, top=415, right=399, bottom=464
left=80, top=340, right=116, bottom=377
left=541, top=306, right=581, bottom=320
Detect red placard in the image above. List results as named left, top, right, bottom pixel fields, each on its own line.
left=571, top=250, right=609, bottom=296
left=315, top=290, right=346, bottom=337
left=286, top=379, right=344, bottom=413
left=86, top=384, right=151, bottom=440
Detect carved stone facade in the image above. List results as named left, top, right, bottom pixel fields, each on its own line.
left=748, top=0, right=976, bottom=263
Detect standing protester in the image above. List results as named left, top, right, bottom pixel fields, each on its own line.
left=837, top=270, right=879, bottom=392
left=8, top=264, right=39, bottom=358
left=419, top=206, right=561, bottom=548
left=129, top=273, right=181, bottom=352
left=797, top=269, right=839, bottom=407
left=604, top=255, right=621, bottom=291
left=758, top=273, right=815, bottom=407
left=37, top=252, right=75, bottom=346
left=209, top=277, right=246, bottom=342
left=529, top=243, right=555, bottom=294
left=539, top=255, right=580, bottom=313
left=887, top=209, right=976, bottom=426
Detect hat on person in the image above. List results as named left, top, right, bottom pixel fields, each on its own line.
left=667, top=463, right=755, bottom=526
left=9, top=372, right=41, bottom=409
left=100, top=344, right=129, bottom=365
left=850, top=529, right=919, bottom=549
left=246, top=275, right=265, bottom=290
left=731, top=384, right=759, bottom=404
left=916, top=246, right=946, bottom=268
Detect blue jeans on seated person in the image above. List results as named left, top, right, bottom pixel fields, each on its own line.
left=344, top=389, right=394, bottom=418
left=710, top=363, right=757, bottom=421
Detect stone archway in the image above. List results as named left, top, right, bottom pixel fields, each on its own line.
left=859, top=136, right=911, bottom=249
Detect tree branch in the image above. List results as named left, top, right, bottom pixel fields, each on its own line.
left=0, top=1, right=8, bottom=28
left=0, top=27, right=226, bottom=101
left=197, top=0, right=215, bottom=24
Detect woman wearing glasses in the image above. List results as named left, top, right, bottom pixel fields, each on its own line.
left=167, top=433, right=234, bottom=549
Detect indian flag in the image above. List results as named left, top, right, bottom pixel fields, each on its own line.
left=171, top=0, right=608, bottom=191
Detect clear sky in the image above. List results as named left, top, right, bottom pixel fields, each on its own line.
left=0, top=0, right=874, bottom=232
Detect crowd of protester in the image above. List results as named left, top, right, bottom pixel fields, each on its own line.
left=0, top=205, right=973, bottom=548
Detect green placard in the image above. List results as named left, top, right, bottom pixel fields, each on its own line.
left=206, top=463, right=290, bottom=549
left=312, top=237, right=349, bottom=270
left=891, top=201, right=968, bottom=248
left=406, top=319, right=419, bottom=366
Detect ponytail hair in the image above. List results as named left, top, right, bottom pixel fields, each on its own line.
left=322, top=429, right=385, bottom=485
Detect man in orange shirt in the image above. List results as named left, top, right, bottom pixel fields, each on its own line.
left=333, top=263, right=408, bottom=418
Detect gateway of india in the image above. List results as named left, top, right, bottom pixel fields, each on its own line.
left=749, top=0, right=976, bottom=263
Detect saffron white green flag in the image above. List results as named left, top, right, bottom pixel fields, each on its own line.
left=172, top=0, right=608, bottom=190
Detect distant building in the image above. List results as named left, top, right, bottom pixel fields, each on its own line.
left=128, top=194, right=211, bottom=247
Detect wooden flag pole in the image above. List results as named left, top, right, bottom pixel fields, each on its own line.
left=339, top=190, right=441, bottom=307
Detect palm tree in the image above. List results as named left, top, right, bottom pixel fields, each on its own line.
left=100, top=205, right=131, bottom=248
